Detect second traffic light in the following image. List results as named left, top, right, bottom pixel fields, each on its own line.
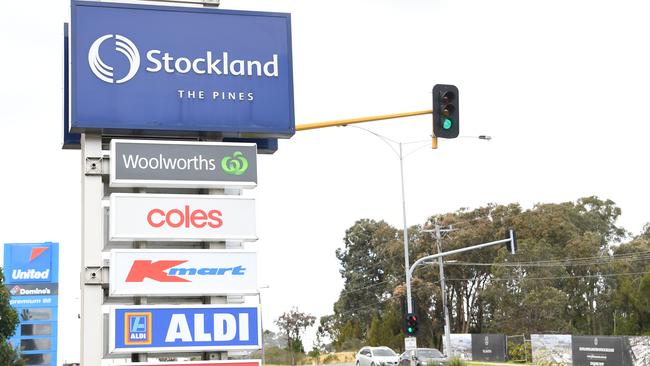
left=506, top=228, right=518, bottom=254
left=432, top=84, right=459, bottom=139
left=405, top=313, right=418, bottom=336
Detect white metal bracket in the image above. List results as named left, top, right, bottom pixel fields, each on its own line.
left=85, top=157, right=103, bottom=175
left=83, top=267, right=109, bottom=285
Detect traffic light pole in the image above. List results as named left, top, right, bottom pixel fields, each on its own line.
left=406, top=233, right=516, bottom=358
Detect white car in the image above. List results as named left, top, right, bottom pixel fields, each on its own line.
left=356, top=346, right=399, bottom=366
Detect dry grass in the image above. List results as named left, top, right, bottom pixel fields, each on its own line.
left=301, top=351, right=356, bottom=365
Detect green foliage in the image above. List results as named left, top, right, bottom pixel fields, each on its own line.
left=307, top=346, right=320, bottom=358
left=0, top=268, right=24, bottom=366
left=320, top=196, right=650, bottom=346
left=507, top=340, right=532, bottom=362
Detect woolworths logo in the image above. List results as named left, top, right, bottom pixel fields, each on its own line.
left=221, top=152, right=249, bottom=176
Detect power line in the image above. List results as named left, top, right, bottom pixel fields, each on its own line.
left=444, top=270, right=650, bottom=282
left=446, top=250, right=650, bottom=268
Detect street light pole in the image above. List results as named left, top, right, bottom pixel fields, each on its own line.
left=400, top=143, right=414, bottom=314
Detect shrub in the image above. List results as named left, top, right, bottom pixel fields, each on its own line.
left=507, top=340, right=532, bottom=362
left=446, top=357, right=466, bottom=366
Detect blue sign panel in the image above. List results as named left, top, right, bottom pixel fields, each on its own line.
left=70, top=1, right=294, bottom=138
left=110, top=305, right=261, bottom=353
left=4, top=243, right=59, bottom=285
left=3, top=242, right=59, bottom=366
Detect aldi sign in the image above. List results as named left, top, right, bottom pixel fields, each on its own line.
left=110, top=249, right=258, bottom=296
left=70, top=1, right=294, bottom=137
left=110, top=140, right=258, bottom=189
left=109, top=305, right=261, bottom=353
left=109, top=193, right=256, bottom=241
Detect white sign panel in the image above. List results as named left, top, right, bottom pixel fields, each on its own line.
left=109, top=304, right=261, bottom=353
left=109, top=193, right=256, bottom=242
left=110, top=249, right=258, bottom=297
left=405, top=336, right=417, bottom=351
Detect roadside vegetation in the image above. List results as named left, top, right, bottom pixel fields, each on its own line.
left=265, top=196, right=649, bottom=364
left=316, top=196, right=650, bottom=352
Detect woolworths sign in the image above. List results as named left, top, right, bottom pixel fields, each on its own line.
left=110, top=139, right=257, bottom=189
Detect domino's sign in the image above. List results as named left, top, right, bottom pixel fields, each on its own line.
left=70, top=1, right=294, bottom=137
left=109, top=305, right=261, bottom=353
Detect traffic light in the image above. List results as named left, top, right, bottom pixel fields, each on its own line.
left=432, top=84, right=459, bottom=139
left=506, top=228, right=517, bottom=254
left=405, top=313, right=418, bottom=336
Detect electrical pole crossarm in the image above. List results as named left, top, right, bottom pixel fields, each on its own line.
left=296, top=110, right=433, bottom=131
left=408, top=237, right=512, bottom=279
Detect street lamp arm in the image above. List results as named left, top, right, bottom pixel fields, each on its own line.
left=408, top=237, right=511, bottom=279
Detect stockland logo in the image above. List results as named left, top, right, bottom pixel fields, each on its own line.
left=88, top=34, right=279, bottom=84
left=221, top=151, right=249, bottom=176
left=88, top=34, right=140, bottom=84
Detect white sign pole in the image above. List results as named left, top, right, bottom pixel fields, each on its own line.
left=80, top=133, right=105, bottom=365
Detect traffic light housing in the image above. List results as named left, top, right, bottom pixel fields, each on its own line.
left=405, top=313, right=418, bottom=336
left=432, top=84, right=459, bottom=139
left=506, top=228, right=517, bottom=254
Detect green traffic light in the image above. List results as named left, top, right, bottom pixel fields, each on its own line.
left=407, top=327, right=414, bottom=333
left=443, top=118, right=453, bottom=130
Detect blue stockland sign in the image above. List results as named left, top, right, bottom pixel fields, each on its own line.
left=110, top=305, right=261, bottom=353
left=70, top=1, right=294, bottom=138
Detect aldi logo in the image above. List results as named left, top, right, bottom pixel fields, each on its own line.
left=125, top=312, right=152, bottom=345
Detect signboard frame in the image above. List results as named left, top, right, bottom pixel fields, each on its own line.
left=109, top=193, right=257, bottom=242
left=110, top=139, right=258, bottom=189
left=571, top=335, right=623, bottom=366
left=109, top=249, right=258, bottom=297
left=114, top=360, right=262, bottom=366
left=108, top=304, right=262, bottom=354
left=69, top=0, right=295, bottom=138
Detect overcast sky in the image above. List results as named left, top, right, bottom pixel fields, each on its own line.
left=2, top=0, right=650, bottom=363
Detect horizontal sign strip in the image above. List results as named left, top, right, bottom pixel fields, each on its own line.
left=110, top=139, right=258, bottom=189
left=109, top=304, right=261, bottom=354
left=6, top=284, right=58, bottom=297
left=109, top=249, right=258, bottom=297
left=109, top=193, right=256, bottom=242
left=114, top=360, right=262, bottom=366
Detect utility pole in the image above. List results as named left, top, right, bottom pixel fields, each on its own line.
left=434, top=224, right=452, bottom=358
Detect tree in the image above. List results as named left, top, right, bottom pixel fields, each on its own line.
left=0, top=268, right=24, bottom=366
left=323, top=196, right=642, bottom=343
left=275, top=308, right=316, bottom=365
left=333, top=219, right=400, bottom=337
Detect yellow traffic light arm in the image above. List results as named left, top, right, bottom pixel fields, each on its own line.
left=296, top=109, right=433, bottom=131
left=296, top=109, right=437, bottom=148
